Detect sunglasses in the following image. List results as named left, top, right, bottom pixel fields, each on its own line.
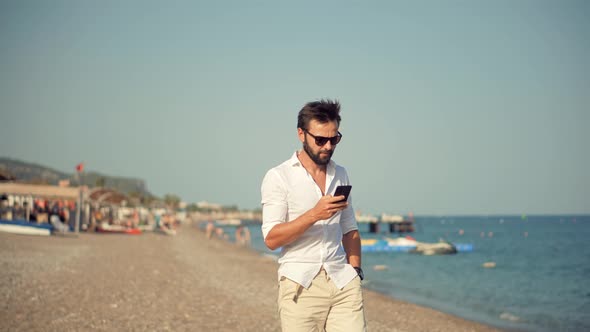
left=304, top=129, right=342, bottom=146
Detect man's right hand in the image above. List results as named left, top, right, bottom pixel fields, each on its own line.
left=312, top=195, right=349, bottom=221
left=264, top=194, right=349, bottom=250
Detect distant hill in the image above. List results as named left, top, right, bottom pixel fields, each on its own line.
left=0, top=157, right=152, bottom=197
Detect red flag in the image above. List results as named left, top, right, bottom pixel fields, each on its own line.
left=75, top=162, right=84, bottom=172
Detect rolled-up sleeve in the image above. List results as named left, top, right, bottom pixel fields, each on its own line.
left=339, top=193, right=358, bottom=235
left=336, top=170, right=358, bottom=235
left=261, top=169, right=288, bottom=240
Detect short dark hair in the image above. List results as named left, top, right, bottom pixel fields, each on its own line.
left=297, top=99, right=341, bottom=130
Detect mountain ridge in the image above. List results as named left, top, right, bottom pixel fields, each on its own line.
left=0, top=157, right=152, bottom=197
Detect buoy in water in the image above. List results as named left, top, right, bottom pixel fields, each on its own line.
left=482, top=262, right=496, bottom=268
left=373, top=265, right=388, bottom=271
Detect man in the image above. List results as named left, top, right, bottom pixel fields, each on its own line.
left=261, top=99, right=366, bottom=332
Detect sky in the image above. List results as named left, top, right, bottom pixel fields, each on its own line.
left=1, top=0, right=588, bottom=215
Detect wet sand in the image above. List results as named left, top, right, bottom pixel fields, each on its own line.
left=0, top=225, right=504, bottom=332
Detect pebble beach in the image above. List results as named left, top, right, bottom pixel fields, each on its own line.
left=0, top=224, right=505, bottom=332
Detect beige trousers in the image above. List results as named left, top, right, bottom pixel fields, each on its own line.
left=278, top=269, right=367, bottom=332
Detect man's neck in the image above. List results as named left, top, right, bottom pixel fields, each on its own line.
left=297, top=150, right=326, bottom=176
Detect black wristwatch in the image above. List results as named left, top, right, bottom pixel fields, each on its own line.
left=354, top=267, right=364, bottom=280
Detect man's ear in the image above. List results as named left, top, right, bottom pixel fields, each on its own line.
left=297, top=128, right=305, bottom=143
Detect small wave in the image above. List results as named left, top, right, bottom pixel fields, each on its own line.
left=500, top=312, right=520, bottom=322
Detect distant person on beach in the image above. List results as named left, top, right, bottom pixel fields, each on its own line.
left=261, top=99, right=366, bottom=331
left=215, top=227, right=228, bottom=240
left=158, top=213, right=177, bottom=235
left=12, top=202, right=25, bottom=220
left=205, top=220, right=215, bottom=239
left=235, top=225, right=251, bottom=246
left=0, top=196, right=11, bottom=220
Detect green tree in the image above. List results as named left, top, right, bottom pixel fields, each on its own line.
left=186, top=203, right=202, bottom=212
left=163, top=194, right=181, bottom=209
left=222, top=205, right=239, bottom=212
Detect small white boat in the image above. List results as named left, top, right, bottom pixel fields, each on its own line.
left=411, top=241, right=457, bottom=255
left=0, top=220, right=52, bottom=236
left=386, top=236, right=418, bottom=247
left=362, top=236, right=468, bottom=254
left=361, top=236, right=418, bottom=252
left=215, top=219, right=242, bottom=226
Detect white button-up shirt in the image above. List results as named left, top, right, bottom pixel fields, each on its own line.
left=261, top=152, right=359, bottom=289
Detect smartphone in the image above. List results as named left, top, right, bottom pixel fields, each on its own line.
left=333, top=185, right=352, bottom=203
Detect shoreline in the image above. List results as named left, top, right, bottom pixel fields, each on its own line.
left=0, top=225, right=507, bottom=331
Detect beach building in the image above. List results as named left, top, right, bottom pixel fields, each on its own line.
left=0, top=182, right=81, bottom=233
left=0, top=183, right=79, bottom=219
left=356, top=211, right=415, bottom=233
left=0, top=183, right=138, bottom=231
left=0, top=182, right=79, bottom=201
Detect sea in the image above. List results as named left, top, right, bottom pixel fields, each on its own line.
left=219, top=215, right=590, bottom=332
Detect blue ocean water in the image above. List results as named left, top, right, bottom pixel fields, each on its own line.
left=239, top=215, right=590, bottom=332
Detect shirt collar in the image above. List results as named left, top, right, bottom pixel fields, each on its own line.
left=289, top=151, right=301, bottom=166
left=289, top=150, right=335, bottom=166
left=289, top=151, right=336, bottom=184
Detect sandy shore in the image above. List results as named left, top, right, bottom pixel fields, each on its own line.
left=0, top=224, right=505, bottom=332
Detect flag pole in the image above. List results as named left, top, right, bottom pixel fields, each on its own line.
left=75, top=162, right=84, bottom=234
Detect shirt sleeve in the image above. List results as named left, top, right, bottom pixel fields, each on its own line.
left=337, top=170, right=358, bottom=235
left=260, top=168, right=288, bottom=240
left=339, top=193, right=358, bottom=235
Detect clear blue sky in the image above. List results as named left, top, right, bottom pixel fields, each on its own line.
left=1, top=0, right=588, bottom=215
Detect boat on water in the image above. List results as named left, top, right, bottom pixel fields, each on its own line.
left=386, top=236, right=419, bottom=247
left=0, top=219, right=52, bottom=236
left=215, top=219, right=242, bottom=226
left=410, top=241, right=457, bottom=255
left=361, top=235, right=472, bottom=255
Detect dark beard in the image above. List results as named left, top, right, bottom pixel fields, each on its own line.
left=303, top=138, right=333, bottom=166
